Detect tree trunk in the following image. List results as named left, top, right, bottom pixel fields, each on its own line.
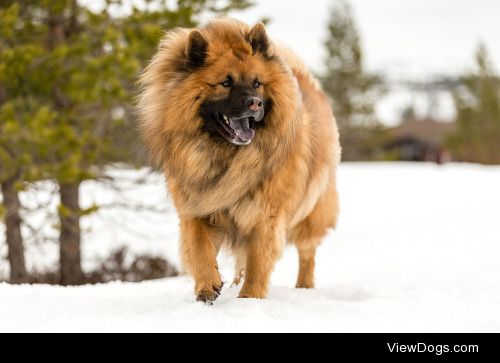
left=59, top=182, right=84, bottom=285
left=47, top=7, right=84, bottom=285
left=1, top=178, right=29, bottom=283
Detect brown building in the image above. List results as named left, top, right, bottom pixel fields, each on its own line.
left=385, top=120, right=456, bottom=164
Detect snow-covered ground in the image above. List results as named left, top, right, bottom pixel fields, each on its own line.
left=1, top=163, right=500, bottom=333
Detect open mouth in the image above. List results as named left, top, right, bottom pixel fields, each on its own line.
left=214, top=113, right=256, bottom=146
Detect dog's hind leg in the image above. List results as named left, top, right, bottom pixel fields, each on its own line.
left=291, top=183, right=339, bottom=289
left=296, top=241, right=320, bottom=289
left=231, top=249, right=246, bottom=286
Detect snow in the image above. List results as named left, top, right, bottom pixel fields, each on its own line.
left=1, top=163, right=500, bottom=333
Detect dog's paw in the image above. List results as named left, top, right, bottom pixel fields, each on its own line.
left=296, top=282, right=315, bottom=289
left=238, top=283, right=267, bottom=299
left=196, top=281, right=224, bottom=305
left=238, top=292, right=266, bottom=299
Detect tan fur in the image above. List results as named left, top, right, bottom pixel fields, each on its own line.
left=138, top=19, right=341, bottom=301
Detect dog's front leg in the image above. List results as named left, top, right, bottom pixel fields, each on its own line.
left=180, top=217, right=223, bottom=304
left=239, top=217, right=285, bottom=299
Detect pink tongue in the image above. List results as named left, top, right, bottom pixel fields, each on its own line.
left=230, top=118, right=255, bottom=142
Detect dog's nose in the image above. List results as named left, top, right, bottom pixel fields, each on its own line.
left=246, top=97, right=263, bottom=112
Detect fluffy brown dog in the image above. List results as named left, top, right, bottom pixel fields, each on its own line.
left=138, top=19, right=341, bottom=303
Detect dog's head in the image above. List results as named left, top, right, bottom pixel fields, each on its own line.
left=185, top=21, right=280, bottom=146
left=139, top=19, right=300, bottom=164
left=186, top=22, right=273, bottom=146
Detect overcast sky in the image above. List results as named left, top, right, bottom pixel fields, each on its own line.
left=236, top=0, right=500, bottom=78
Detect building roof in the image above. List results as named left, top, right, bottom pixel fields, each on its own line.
left=390, top=119, right=456, bottom=145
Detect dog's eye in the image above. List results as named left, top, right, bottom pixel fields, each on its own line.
left=254, top=80, right=262, bottom=89
left=221, top=78, right=233, bottom=88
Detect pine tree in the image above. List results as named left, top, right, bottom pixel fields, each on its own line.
left=0, top=2, right=48, bottom=283
left=322, top=0, right=382, bottom=161
left=448, top=44, right=500, bottom=164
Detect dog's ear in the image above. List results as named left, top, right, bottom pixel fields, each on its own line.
left=248, top=23, right=271, bottom=56
left=186, top=30, right=208, bottom=69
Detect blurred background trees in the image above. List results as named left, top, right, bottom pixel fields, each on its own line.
left=447, top=45, right=500, bottom=165
left=321, top=0, right=386, bottom=161
left=321, top=0, right=499, bottom=164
